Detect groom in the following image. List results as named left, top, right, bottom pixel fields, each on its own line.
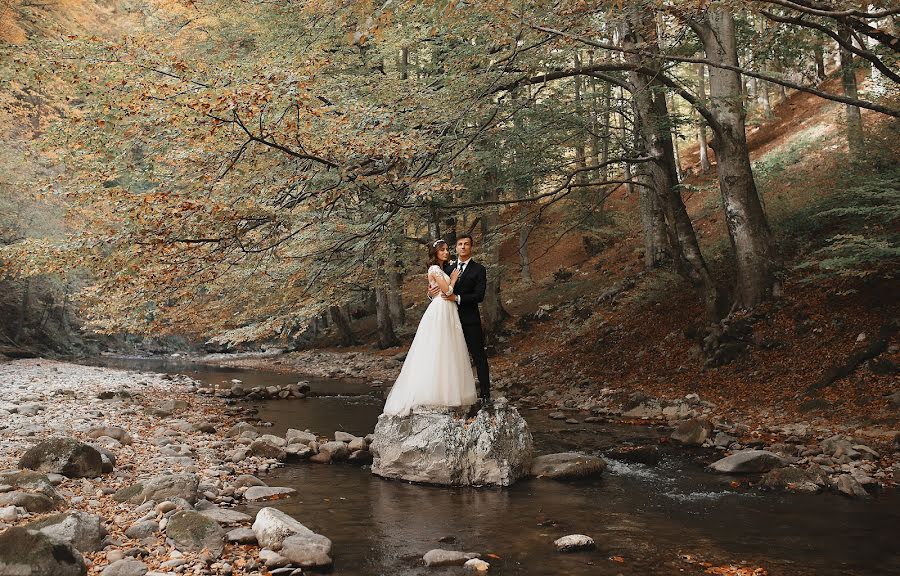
left=429, top=234, right=491, bottom=402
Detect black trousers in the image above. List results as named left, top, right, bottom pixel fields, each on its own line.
left=461, top=322, right=490, bottom=398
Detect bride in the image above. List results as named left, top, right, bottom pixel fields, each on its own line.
left=382, top=239, right=477, bottom=416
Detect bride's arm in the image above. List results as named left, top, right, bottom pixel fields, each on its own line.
left=429, top=267, right=454, bottom=297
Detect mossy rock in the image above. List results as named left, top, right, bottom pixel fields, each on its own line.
left=112, top=482, right=144, bottom=503
left=18, top=437, right=105, bottom=478
left=165, top=511, right=225, bottom=558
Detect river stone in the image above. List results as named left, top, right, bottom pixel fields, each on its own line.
left=464, top=558, right=491, bottom=572
left=280, top=532, right=334, bottom=569
left=102, top=558, right=148, bottom=576
left=147, top=399, right=188, bottom=417
left=252, top=507, right=310, bottom=550
left=0, top=505, right=17, bottom=522
left=348, top=449, right=374, bottom=465
left=25, top=511, right=107, bottom=552
left=249, top=439, right=287, bottom=460
left=258, top=434, right=287, bottom=447
left=245, top=486, right=296, bottom=501
left=554, top=534, right=595, bottom=552
left=759, top=467, right=821, bottom=493
left=232, top=474, right=267, bottom=489
left=371, top=398, right=533, bottom=487
left=320, top=441, right=350, bottom=461
left=199, top=507, right=253, bottom=524
left=19, top=437, right=105, bottom=478
left=708, top=450, right=784, bottom=474
left=604, top=445, right=660, bottom=466
left=348, top=437, right=367, bottom=451
left=124, top=520, right=159, bottom=539
left=285, top=429, right=317, bottom=445
left=226, top=423, right=256, bottom=437
left=226, top=527, right=258, bottom=544
left=835, top=474, right=869, bottom=498
left=0, top=490, right=57, bottom=512
left=670, top=419, right=712, bottom=446
left=0, top=526, right=87, bottom=576
left=165, top=511, right=225, bottom=558
left=334, top=431, right=356, bottom=442
left=86, top=426, right=133, bottom=445
left=113, top=473, right=199, bottom=504
left=530, top=452, right=607, bottom=480
left=423, top=549, right=481, bottom=567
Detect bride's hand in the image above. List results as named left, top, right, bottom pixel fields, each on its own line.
left=450, top=268, right=460, bottom=282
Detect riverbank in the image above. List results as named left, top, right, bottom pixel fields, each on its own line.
left=0, top=358, right=299, bottom=575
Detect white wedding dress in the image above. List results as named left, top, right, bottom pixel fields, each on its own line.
left=382, top=265, right=477, bottom=416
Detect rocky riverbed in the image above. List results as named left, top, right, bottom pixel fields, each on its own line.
left=0, top=359, right=357, bottom=575
left=204, top=348, right=900, bottom=496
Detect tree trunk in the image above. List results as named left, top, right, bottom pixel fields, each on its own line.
left=374, top=287, right=399, bottom=348
left=814, top=42, right=826, bottom=82
left=698, top=8, right=779, bottom=309
left=758, top=81, right=772, bottom=117
left=386, top=257, right=405, bottom=328
left=518, top=220, right=533, bottom=284
left=667, top=92, right=683, bottom=182
left=623, top=10, right=722, bottom=319
left=480, top=170, right=509, bottom=336
left=572, top=52, right=588, bottom=186
left=617, top=86, right=634, bottom=195
left=636, top=165, right=669, bottom=268
left=329, top=305, right=355, bottom=346
left=398, top=47, right=409, bottom=80
left=697, top=64, right=712, bottom=173
left=838, top=24, right=865, bottom=154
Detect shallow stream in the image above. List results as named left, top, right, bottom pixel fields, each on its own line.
left=92, top=357, right=900, bottom=575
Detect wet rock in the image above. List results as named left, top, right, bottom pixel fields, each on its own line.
left=464, top=558, right=491, bottom=572
left=605, top=445, right=659, bottom=466
left=285, top=444, right=314, bottom=459
left=708, top=450, right=784, bottom=474
left=226, top=527, right=257, bottom=545
left=19, top=437, right=105, bottom=478
left=226, top=423, right=256, bottom=437
left=309, top=451, right=332, bottom=464
left=101, top=558, right=148, bottom=576
left=25, top=511, right=107, bottom=552
left=670, top=419, right=712, bottom=446
left=371, top=399, right=533, bottom=487
left=114, top=473, right=199, bottom=505
left=244, top=486, right=296, bottom=501
left=252, top=507, right=309, bottom=550
left=0, top=526, right=87, bottom=576
left=280, top=531, right=334, bottom=570
left=548, top=412, right=566, bottom=420
left=348, top=437, right=368, bottom=451
left=348, top=449, right=374, bottom=465
left=554, top=534, right=595, bottom=552
left=835, top=474, right=869, bottom=498
left=320, top=441, right=350, bottom=461
left=165, top=510, right=225, bottom=558
left=531, top=452, right=606, bottom=480
left=759, top=467, right=821, bottom=493
left=423, top=549, right=481, bottom=567
left=124, top=520, right=159, bottom=539
left=258, top=434, right=287, bottom=447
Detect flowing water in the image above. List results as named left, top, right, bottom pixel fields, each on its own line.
left=91, top=357, right=900, bottom=575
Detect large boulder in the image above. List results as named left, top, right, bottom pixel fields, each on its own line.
left=165, top=511, right=225, bottom=558
left=252, top=507, right=309, bottom=550
left=531, top=452, right=607, bottom=480
left=370, top=398, right=533, bottom=487
left=25, top=511, right=107, bottom=552
left=423, top=549, right=481, bottom=567
left=670, top=419, right=712, bottom=446
left=0, top=526, right=87, bottom=576
left=18, top=437, right=105, bottom=478
left=708, top=450, right=784, bottom=474
left=113, top=473, right=199, bottom=505
left=0, top=491, right=57, bottom=512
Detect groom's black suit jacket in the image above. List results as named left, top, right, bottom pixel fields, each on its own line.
left=444, top=260, right=486, bottom=326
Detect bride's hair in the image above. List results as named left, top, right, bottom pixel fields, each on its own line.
left=428, top=240, right=448, bottom=266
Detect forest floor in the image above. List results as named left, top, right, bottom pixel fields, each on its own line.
left=214, top=74, right=900, bottom=464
